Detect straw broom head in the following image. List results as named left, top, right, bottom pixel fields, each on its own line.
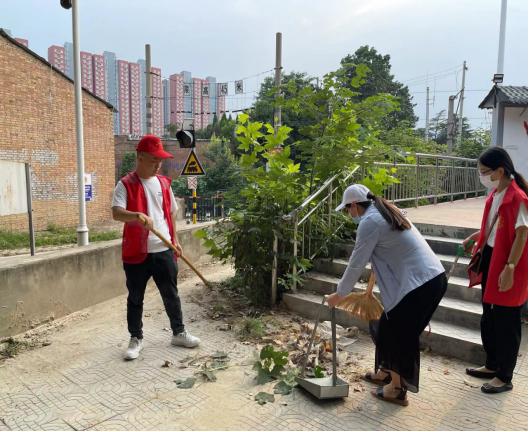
left=336, top=271, right=383, bottom=321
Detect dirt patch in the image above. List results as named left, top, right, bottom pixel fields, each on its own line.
left=188, top=277, right=368, bottom=388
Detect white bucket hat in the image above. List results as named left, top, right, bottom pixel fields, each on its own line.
left=335, top=184, right=372, bottom=211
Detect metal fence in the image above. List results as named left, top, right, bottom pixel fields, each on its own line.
left=375, top=153, right=485, bottom=206
left=184, top=193, right=225, bottom=223
left=274, top=153, right=486, bottom=294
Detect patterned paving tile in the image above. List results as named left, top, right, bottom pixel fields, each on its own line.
left=1, top=273, right=527, bottom=431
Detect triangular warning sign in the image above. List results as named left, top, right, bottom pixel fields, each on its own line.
left=181, top=149, right=206, bottom=176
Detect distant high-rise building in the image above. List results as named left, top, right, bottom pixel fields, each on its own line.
left=129, top=62, right=142, bottom=135
left=151, top=67, right=164, bottom=137
left=80, top=51, right=93, bottom=91
left=181, top=71, right=193, bottom=121
left=217, top=92, right=226, bottom=117
left=200, top=79, right=210, bottom=130
left=104, top=51, right=119, bottom=134
left=117, top=60, right=130, bottom=135
left=48, top=45, right=66, bottom=73
left=192, top=78, right=203, bottom=130
left=64, top=42, right=74, bottom=79
left=14, top=38, right=28, bottom=47
left=169, top=74, right=184, bottom=128
left=162, top=79, right=170, bottom=131
left=92, top=54, right=106, bottom=100
left=137, top=59, right=146, bottom=135
left=206, top=76, right=217, bottom=124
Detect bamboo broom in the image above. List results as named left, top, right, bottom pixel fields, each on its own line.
left=336, top=271, right=383, bottom=321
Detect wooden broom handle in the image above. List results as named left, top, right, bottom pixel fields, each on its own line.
left=137, top=215, right=210, bottom=287
left=367, top=271, right=376, bottom=295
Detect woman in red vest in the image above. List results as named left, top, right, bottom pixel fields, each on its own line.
left=463, top=147, right=527, bottom=394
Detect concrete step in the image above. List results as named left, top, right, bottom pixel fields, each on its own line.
left=315, top=253, right=471, bottom=281
left=414, top=222, right=477, bottom=240
left=302, top=272, right=482, bottom=329
left=423, top=235, right=462, bottom=255
left=304, top=270, right=481, bottom=304
left=282, top=291, right=485, bottom=365
left=336, top=235, right=463, bottom=257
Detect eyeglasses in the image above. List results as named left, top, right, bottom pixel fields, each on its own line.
left=479, top=168, right=495, bottom=175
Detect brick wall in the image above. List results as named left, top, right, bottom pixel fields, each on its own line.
left=0, top=34, right=115, bottom=232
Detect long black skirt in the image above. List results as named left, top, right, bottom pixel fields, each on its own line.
left=369, top=272, right=447, bottom=393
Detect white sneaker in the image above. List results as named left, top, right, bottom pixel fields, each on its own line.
left=171, top=331, right=200, bottom=348
left=124, top=337, right=143, bottom=360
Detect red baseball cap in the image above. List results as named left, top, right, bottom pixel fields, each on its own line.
left=136, top=135, right=173, bottom=159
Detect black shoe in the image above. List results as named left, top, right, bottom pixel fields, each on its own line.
left=466, top=368, right=497, bottom=379
left=481, top=382, right=513, bottom=394
left=363, top=372, right=392, bottom=386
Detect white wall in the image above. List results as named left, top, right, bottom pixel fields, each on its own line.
left=0, top=160, right=27, bottom=216
left=502, top=107, right=528, bottom=178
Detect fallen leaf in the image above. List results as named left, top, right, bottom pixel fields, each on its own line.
left=463, top=379, right=480, bottom=388
left=255, top=392, right=275, bottom=405
left=211, top=351, right=228, bottom=360
left=274, top=380, right=293, bottom=395
left=162, top=360, right=173, bottom=368
left=174, top=378, right=196, bottom=389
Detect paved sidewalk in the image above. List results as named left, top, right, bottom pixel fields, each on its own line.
left=0, top=264, right=527, bottom=431
left=405, top=197, right=485, bottom=228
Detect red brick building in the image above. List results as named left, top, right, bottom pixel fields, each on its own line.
left=0, top=30, right=115, bottom=231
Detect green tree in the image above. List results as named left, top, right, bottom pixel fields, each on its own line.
left=252, top=72, right=320, bottom=145
left=457, top=128, right=491, bottom=159
left=119, top=152, right=136, bottom=178
left=337, top=46, right=417, bottom=129
left=165, top=123, right=178, bottom=138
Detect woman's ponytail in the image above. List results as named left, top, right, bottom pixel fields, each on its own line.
left=513, top=171, right=528, bottom=195
left=367, top=192, right=411, bottom=231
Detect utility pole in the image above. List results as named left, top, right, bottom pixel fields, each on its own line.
left=274, top=32, right=282, bottom=132
left=145, top=44, right=153, bottom=134
left=457, top=61, right=467, bottom=146
left=492, top=0, right=507, bottom=146
left=69, top=0, right=89, bottom=246
left=447, top=95, right=456, bottom=152
left=424, top=86, right=430, bottom=140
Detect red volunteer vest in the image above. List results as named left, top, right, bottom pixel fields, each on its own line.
left=476, top=181, right=528, bottom=306
left=121, top=172, right=175, bottom=264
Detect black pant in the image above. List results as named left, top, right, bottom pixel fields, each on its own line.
left=124, top=250, right=184, bottom=339
left=480, top=245, right=522, bottom=383
left=373, top=272, right=447, bottom=393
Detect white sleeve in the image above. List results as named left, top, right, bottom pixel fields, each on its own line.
left=515, top=203, right=528, bottom=229
left=111, top=181, right=127, bottom=209
left=170, top=189, right=178, bottom=214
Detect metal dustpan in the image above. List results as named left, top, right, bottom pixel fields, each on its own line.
left=296, top=298, right=349, bottom=399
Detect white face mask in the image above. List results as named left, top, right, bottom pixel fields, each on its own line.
left=479, top=173, right=500, bottom=189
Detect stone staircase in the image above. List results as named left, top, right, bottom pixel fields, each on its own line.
left=283, top=222, right=487, bottom=365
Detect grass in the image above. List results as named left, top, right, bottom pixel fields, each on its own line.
left=0, top=224, right=121, bottom=250
left=238, top=317, right=266, bottom=340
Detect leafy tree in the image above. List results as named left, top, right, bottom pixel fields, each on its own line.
left=119, top=152, right=136, bottom=178
left=252, top=72, right=320, bottom=145
left=337, top=46, right=417, bottom=129
left=165, top=123, right=178, bottom=138
left=198, top=66, right=402, bottom=306
left=457, top=128, right=490, bottom=159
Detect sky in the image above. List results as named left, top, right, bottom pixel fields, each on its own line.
left=2, top=0, right=528, bottom=130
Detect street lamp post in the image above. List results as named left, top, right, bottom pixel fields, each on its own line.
left=61, top=0, right=89, bottom=245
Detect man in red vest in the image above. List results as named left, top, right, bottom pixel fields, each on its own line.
left=112, top=135, right=200, bottom=360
